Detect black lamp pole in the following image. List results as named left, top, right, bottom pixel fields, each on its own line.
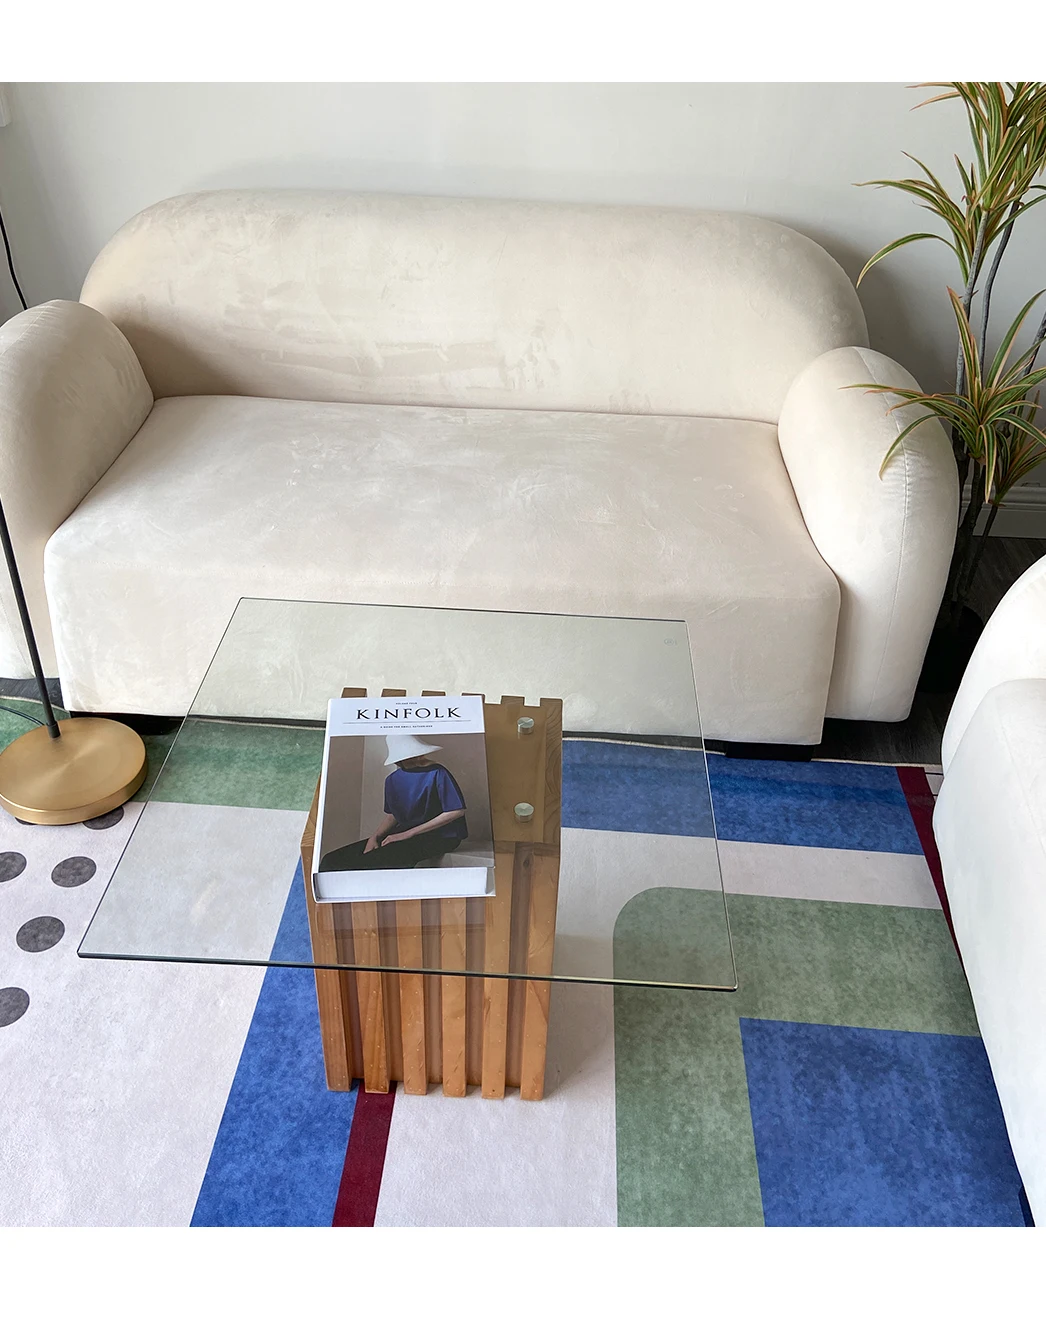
left=0, top=494, right=61, bottom=740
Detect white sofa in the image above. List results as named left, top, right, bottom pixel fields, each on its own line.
left=0, top=190, right=957, bottom=742
left=934, top=554, right=1046, bottom=1222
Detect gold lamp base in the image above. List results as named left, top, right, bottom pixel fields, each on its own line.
left=0, top=716, right=147, bottom=825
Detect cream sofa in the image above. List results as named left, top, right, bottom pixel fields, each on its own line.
left=933, top=554, right=1046, bottom=1222
left=0, top=190, right=957, bottom=742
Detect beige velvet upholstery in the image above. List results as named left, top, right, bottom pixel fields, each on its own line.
left=0, top=300, right=153, bottom=675
left=45, top=396, right=840, bottom=740
left=933, top=571, right=1046, bottom=1220
left=778, top=347, right=958, bottom=722
left=0, top=191, right=959, bottom=741
left=81, top=190, right=867, bottom=421
left=941, top=552, right=1046, bottom=770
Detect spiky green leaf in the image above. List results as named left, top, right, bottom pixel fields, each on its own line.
left=856, top=234, right=954, bottom=286
left=987, top=290, right=1046, bottom=385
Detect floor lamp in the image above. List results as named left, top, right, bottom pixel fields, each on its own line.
left=0, top=495, right=146, bottom=824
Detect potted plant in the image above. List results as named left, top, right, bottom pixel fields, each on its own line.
left=854, top=83, right=1046, bottom=690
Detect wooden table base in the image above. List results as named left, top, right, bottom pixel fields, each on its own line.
left=300, top=689, right=562, bottom=1100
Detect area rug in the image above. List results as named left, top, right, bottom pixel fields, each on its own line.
left=0, top=703, right=1028, bottom=1226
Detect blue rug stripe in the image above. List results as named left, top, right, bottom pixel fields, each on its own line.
left=561, top=742, right=922, bottom=853
left=191, top=862, right=356, bottom=1227
left=561, top=741, right=714, bottom=838
left=739, top=1018, right=1026, bottom=1227
left=709, top=756, right=922, bottom=853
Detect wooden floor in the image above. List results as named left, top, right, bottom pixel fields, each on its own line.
left=3, top=538, right=1044, bottom=767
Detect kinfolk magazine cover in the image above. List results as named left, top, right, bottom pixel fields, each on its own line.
left=312, top=695, right=495, bottom=903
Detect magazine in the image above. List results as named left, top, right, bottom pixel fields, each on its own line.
left=312, top=694, right=495, bottom=903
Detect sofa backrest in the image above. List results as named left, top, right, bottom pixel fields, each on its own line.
left=80, top=189, right=867, bottom=422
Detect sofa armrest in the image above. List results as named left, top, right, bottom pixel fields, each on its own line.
left=778, top=346, right=957, bottom=722
left=941, top=551, right=1046, bottom=770
left=0, top=300, right=153, bottom=677
left=933, top=677, right=1046, bottom=1222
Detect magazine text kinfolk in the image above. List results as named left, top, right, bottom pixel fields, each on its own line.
left=312, top=695, right=495, bottom=903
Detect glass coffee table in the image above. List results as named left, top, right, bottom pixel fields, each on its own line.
left=80, top=598, right=735, bottom=1097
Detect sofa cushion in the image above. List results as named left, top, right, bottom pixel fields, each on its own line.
left=80, top=191, right=867, bottom=421
left=44, top=395, right=840, bottom=740
left=934, top=677, right=1046, bottom=1222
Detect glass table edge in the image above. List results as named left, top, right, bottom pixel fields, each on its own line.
left=79, top=598, right=734, bottom=993
left=224, top=593, right=693, bottom=630
left=74, top=943, right=739, bottom=992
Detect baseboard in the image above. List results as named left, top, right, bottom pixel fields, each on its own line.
left=969, top=482, right=1046, bottom=538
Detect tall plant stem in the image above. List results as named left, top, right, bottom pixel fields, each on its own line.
left=1032, top=308, right=1046, bottom=367
left=957, top=503, right=1002, bottom=607
left=949, top=216, right=990, bottom=480
left=955, top=449, right=971, bottom=511
left=955, top=213, right=989, bottom=401
left=979, top=201, right=1021, bottom=367
left=946, top=465, right=988, bottom=631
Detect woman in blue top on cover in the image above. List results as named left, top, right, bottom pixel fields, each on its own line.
left=318, top=734, right=468, bottom=872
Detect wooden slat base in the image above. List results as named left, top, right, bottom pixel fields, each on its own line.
left=299, top=692, right=562, bottom=1099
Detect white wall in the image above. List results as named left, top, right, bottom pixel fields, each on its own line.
left=1, top=82, right=1044, bottom=515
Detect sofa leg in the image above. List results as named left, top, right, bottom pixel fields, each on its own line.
left=716, top=741, right=817, bottom=762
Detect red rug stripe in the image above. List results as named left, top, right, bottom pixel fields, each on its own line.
left=896, top=765, right=961, bottom=960
left=332, top=1084, right=396, bottom=1226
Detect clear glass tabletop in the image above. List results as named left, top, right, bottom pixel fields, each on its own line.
left=79, top=598, right=735, bottom=991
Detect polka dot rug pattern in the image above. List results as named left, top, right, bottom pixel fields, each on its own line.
left=51, top=857, right=97, bottom=888
left=0, top=851, right=27, bottom=882
left=16, top=917, right=65, bottom=953
left=83, top=808, right=125, bottom=831
left=0, top=809, right=137, bottom=1028
left=0, top=986, right=29, bottom=1026
left=0, top=796, right=282, bottom=1225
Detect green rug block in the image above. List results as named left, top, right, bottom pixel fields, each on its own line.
left=0, top=705, right=320, bottom=813
left=0, top=697, right=57, bottom=748
left=614, top=890, right=978, bottom=1227
left=146, top=717, right=324, bottom=811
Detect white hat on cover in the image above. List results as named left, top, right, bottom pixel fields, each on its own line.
left=384, top=734, right=442, bottom=766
